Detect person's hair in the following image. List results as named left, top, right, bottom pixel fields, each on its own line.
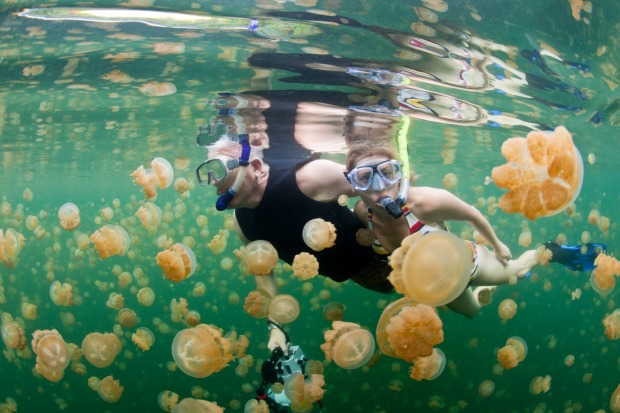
left=345, top=143, right=399, bottom=172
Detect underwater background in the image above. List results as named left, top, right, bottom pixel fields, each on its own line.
left=0, top=0, right=619, bottom=412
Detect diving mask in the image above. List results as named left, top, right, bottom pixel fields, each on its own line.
left=346, top=159, right=403, bottom=192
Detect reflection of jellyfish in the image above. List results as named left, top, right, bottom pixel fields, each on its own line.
left=82, top=332, right=122, bottom=368
left=320, top=321, right=375, bottom=369
left=602, top=309, right=620, bottom=340
left=322, top=302, right=344, bottom=322
left=96, top=375, right=124, bottom=403
left=90, top=225, right=130, bottom=259
left=292, top=252, right=319, bottom=280
left=409, top=348, right=446, bottom=381
left=0, top=228, right=25, bottom=268
left=171, top=398, right=224, bottom=413
left=156, top=243, right=197, bottom=282
left=491, top=126, right=583, bottom=220
left=243, top=289, right=272, bottom=319
left=242, top=240, right=279, bottom=276
left=497, top=336, right=527, bottom=370
left=132, top=327, right=155, bottom=351
left=135, top=202, right=162, bottom=231
left=269, top=294, right=300, bottom=324
left=58, top=202, right=80, bottom=231
left=138, top=81, right=177, bottom=97
left=31, top=329, right=72, bottom=382
left=388, top=231, right=472, bottom=306
left=302, top=218, right=337, bottom=251
left=131, top=157, right=174, bottom=199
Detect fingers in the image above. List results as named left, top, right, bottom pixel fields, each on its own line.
left=268, top=329, right=289, bottom=356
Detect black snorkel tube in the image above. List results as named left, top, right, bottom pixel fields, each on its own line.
left=215, top=134, right=251, bottom=211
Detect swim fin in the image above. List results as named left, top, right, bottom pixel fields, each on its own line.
left=544, top=241, right=607, bottom=271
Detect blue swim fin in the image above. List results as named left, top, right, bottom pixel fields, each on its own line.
left=544, top=242, right=607, bottom=272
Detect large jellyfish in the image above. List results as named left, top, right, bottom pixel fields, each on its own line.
left=283, top=373, right=325, bottom=413
left=31, top=329, right=72, bottom=382
left=320, top=321, right=375, bottom=369
left=268, top=294, right=300, bottom=324
left=57, top=202, right=80, bottom=231
left=242, top=240, right=279, bottom=276
left=491, top=126, right=583, bottom=219
left=131, top=157, right=174, bottom=199
left=156, top=243, right=196, bottom=282
left=82, top=332, right=122, bottom=368
left=90, top=225, right=130, bottom=259
left=497, top=336, right=527, bottom=370
left=603, top=309, right=620, bottom=340
left=388, top=231, right=473, bottom=306
left=302, top=218, right=337, bottom=252
left=0, top=228, right=25, bottom=268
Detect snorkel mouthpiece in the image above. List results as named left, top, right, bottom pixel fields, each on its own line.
left=214, top=134, right=251, bottom=210
left=380, top=197, right=403, bottom=219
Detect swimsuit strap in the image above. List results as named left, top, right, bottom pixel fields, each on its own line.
left=401, top=205, right=425, bottom=234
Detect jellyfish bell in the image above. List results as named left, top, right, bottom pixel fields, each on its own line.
left=58, top=202, right=80, bottom=231
left=0, top=228, right=26, bottom=268
left=156, top=243, right=197, bottom=282
left=268, top=294, right=300, bottom=324
left=497, top=336, right=527, bottom=370
left=171, top=324, right=233, bottom=378
left=242, top=240, right=279, bottom=276
left=135, top=202, right=162, bottom=231
left=82, top=332, right=122, bottom=368
left=1, top=314, right=26, bottom=350
left=131, top=157, right=174, bottom=199
left=322, top=302, right=344, bottom=322
left=397, top=231, right=473, bottom=306
left=49, top=280, right=73, bottom=306
left=376, top=297, right=418, bottom=358
left=158, top=390, right=179, bottom=412
left=172, top=398, right=224, bottom=413
left=321, top=321, right=375, bottom=370
left=132, top=327, right=155, bottom=351
left=302, top=218, right=337, bottom=252
left=409, top=348, right=446, bottom=381
left=90, top=225, right=130, bottom=259
left=31, top=329, right=71, bottom=382
left=97, top=375, right=124, bottom=403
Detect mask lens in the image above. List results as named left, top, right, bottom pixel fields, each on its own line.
left=350, top=167, right=373, bottom=190
left=197, top=159, right=227, bottom=185
left=377, top=160, right=402, bottom=183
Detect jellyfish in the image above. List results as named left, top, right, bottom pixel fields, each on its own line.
left=603, top=309, right=620, bottom=340
left=590, top=253, right=619, bottom=296
left=49, top=281, right=73, bottom=306
left=498, top=299, right=518, bottom=320
left=135, top=202, right=162, bottom=231
left=388, top=231, right=472, bottom=306
left=131, top=157, right=174, bottom=199
left=529, top=375, right=551, bottom=395
left=31, top=329, right=71, bottom=382
left=171, top=324, right=246, bottom=378
left=82, top=332, right=122, bottom=368
left=409, top=348, right=446, bottom=381
left=117, top=308, right=137, bottom=328
left=171, top=398, right=224, bottom=413
left=478, top=380, right=495, bottom=397
left=242, top=240, right=279, bottom=276
left=137, top=287, right=155, bottom=307
left=243, top=289, right=272, bottom=319
left=497, top=336, right=527, bottom=370
left=138, top=81, right=177, bottom=97
left=1, top=313, right=26, bottom=350
left=491, top=126, right=583, bottom=220
left=96, top=375, right=124, bottom=403
left=58, top=202, right=80, bottom=231
left=0, top=228, right=25, bottom=268
left=292, top=252, right=319, bottom=280
left=269, top=294, right=300, bottom=324
left=302, top=218, right=337, bottom=252
left=320, top=321, right=375, bottom=369
left=132, top=327, right=155, bottom=351
left=90, top=225, right=130, bottom=259
left=106, top=293, right=124, bottom=310
left=322, top=302, right=345, bottom=322
left=283, top=372, right=325, bottom=413
left=611, top=384, right=620, bottom=413
left=244, top=399, right=269, bottom=413
left=156, top=243, right=196, bottom=282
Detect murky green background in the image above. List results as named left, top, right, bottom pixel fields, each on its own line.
left=0, top=0, right=619, bottom=412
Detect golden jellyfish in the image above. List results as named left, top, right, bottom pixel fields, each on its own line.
left=49, top=281, right=73, bottom=306
left=244, top=399, right=269, bottom=413
left=603, top=309, right=620, bottom=340
left=322, top=302, right=344, bottom=322
left=491, top=126, right=583, bottom=220
left=158, top=390, right=179, bottom=412
left=138, top=81, right=177, bottom=97
left=172, top=398, right=224, bottom=413
left=478, top=380, right=495, bottom=397
left=156, top=243, right=196, bottom=282
left=242, top=240, right=279, bottom=276
left=0, top=228, right=25, bottom=268
left=243, top=289, right=272, bottom=319
left=292, top=252, right=319, bottom=280
left=208, top=230, right=228, bottom=255
left=171, top=324, right=241, bottom=378
left=497, top=336, right=527, bottom=370
left=321, top=321, right=375, bottom=369
left=96, top=375, right=124, bottom=403
left=117, top=308, right=137, bottom=328
left=529, top=375, right=551, bottom=395
left=498, top=298, right=518, bottom=320
left=283, top=372, right=325, bottom=413
left=106, top=293, right=124, bottom=310
left=611, top=384, right=620, bottom=413
left=135, top=202, right=162, bottom=231
left=590, top=253, right=619, bottom=296
left=269, top=294, right=300, bottom=324
left=1, top=313, right=26, bottom=350
left=57, top=202, right=80, bottom=231
left=21, top=302, right=37, bottom=320
left=302, top=218, right=337, bottom=252
left=131, top=157, right=174, bottom=199
left=137, top=287, right=155, bottom=307
left=31, top=329, right=71, bottom=382
left=82, top=332, right=122, bottom=368
left=388, top=231, right=472, bottom=306
left=90, top=225, right=130, bottom=259
left=409, top=348, right=446, bottom=381
left=132, top=327, right=155, bottom=351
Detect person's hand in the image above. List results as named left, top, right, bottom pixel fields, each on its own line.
left=494, top=242, right=512, bottom=266
left=268, top=328, right=289, bottom=356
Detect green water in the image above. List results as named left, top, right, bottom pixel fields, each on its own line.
left=0, top=0, right=619, bottom=412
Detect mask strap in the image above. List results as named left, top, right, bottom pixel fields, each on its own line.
left=216, top=134, right=251, bottom=211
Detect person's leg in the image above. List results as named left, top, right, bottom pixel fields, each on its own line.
left=472, top=245, right=543, bottom=285
left=446, top=287, right=481, bottom=319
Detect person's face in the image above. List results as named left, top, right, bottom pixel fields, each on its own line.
left=350, top=156, right=402, bottom=207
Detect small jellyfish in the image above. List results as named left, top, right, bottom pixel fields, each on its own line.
left=137, top=287, right=155, bottom=307
left=82, top=332, right=122, bottom=368
left=302, top=218, right=337, bottom=252
left=135, top=202, right=162, bottom=231
left=117, top=308, right=137, bottom=328
left=292, top=252, right=319, bottom=280
left=1, top=313, right=26, bottom=350
left=322, top=302, right=344, bottom=322
left=498, top=299, right=518, bottom=320
left=268, top=294, right=300, bottom=325
left=409, top=348, right=446, bottom=381
left=529, top=375, right=551, bottom=395
left=208, top=230, right=228, bottom=255
left=96, top=375, right=124, bottom=403
left=158, top=390, right=179, bottom=412
left=611, top=384, right=620, bottom=413
left=478, top=379, right=495, bottom=397
left=132, top=327, right=155, bottom=351
left=49, top=281, right=73, bottom=306
left=31, top=329, right=71, bottom=382
left=497, top=336, right=527, bottom=370
left=156, top=243, right=196, bottom=282
left=242, top=240, right=279, bottom=276
left=243, top=289, right=272, bottom=319
left=603, top=309, right=620, bottom=340
left=320, top=321, right=375, bottom=370
left=58, top=202, right=80, bottom=231
left=90, top=225, right=130, bottom=259
left=131, top=157, right=174, bottom=199
left=0, top=228, right=26, bottom=268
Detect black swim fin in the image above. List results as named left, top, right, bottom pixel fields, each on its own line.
left=544, top=241, right=607, bottom=272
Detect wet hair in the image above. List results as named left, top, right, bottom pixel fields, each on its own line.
left=345, top=143, right=399, bottom=172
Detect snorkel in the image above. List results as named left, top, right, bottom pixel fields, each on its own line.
left=380, top=114, right=411, bottom=219
left=215, top=134, right=251, bottom=211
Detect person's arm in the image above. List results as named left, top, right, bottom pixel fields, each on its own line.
left=410, top=187, right=512, bottom=265
left=296, top=159, right=356, bottom=201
